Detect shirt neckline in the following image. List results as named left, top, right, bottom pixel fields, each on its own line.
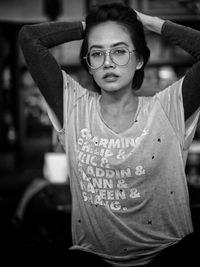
left=96, top=95, right=141, bottom=135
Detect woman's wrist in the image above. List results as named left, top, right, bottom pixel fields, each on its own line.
left=146, top=16, right=165, bottom=34
left=82, top=21, right=86, bottom=31
left=136, top=11, right=165, bottom=34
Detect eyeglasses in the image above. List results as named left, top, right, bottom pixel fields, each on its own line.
left=83, top=47, right=136, bottom=70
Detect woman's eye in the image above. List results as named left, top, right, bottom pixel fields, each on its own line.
left=91, top=51, right=103, bottom=58
left=113, top=48, right=127, bottom=55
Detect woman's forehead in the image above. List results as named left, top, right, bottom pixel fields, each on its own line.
left=88, top=21, right=133, bottom=49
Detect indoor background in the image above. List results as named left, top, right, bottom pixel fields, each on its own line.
left=0, top=0, right=200, bottom=254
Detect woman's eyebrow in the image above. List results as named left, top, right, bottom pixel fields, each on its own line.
left=90, top=42, right=129, bottom=50
left=112, top=42, right=129, bottom=48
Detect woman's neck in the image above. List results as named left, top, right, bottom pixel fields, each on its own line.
left=100, top=89, right=138, bottom=115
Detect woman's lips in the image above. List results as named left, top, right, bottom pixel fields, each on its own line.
left=103, top=73, right=119, bottom=82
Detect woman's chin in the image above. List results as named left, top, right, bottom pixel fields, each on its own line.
left=100, top=84, right=121, bottom=93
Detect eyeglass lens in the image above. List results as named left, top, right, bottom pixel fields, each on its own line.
left=87, top=47, right=131, bottom=69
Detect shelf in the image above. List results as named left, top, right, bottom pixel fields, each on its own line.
left=136, top=0, right=200, bottom=22
left=147, top=58, right=194, bottom=67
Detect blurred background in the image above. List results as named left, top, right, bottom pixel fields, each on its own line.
left=0, top=0, right=200, bottom=260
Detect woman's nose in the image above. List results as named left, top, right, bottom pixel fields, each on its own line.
left=104, top=52, right=115, bottom=68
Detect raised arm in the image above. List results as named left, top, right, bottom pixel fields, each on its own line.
left=18, top=21, right=84, bottom=127
left=136, top=11, right=200, bottom=121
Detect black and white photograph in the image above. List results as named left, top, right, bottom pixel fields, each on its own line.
left=0, top=1, right=200, bottom=266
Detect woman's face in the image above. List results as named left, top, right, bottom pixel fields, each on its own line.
left=87, top=21, right=142, bottom=93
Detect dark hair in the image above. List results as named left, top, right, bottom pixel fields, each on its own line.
left=80, top=3, right=150, bottom=91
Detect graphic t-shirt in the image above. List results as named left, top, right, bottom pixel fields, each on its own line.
left=47, top=70, right=200, bottom=266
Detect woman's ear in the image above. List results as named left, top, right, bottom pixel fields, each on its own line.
left=136, top=57, right=144, bottom=70
left=88, top=68, right=93, bottom=75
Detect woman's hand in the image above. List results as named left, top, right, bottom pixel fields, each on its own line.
left=135, top=10, right=165, bottom=34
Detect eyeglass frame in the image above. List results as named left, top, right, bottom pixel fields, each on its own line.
left=83, top=46, right=137, bottom=70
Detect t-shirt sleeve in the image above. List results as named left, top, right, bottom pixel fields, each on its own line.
left=45, top=70, right=88, bottom=150
left=156, top=77, right=200, bottom=151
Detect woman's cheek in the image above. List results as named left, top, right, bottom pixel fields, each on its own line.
left=92, top=73, right=103, bottom=87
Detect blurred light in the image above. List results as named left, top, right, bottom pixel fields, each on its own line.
left=159, top=66, right=176, bottom=80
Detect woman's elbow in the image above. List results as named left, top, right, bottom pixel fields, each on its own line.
left=18, top=25, right=34, bottom=48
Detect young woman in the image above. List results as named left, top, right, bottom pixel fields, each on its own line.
left=18, top=3, right=200, bottom=267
